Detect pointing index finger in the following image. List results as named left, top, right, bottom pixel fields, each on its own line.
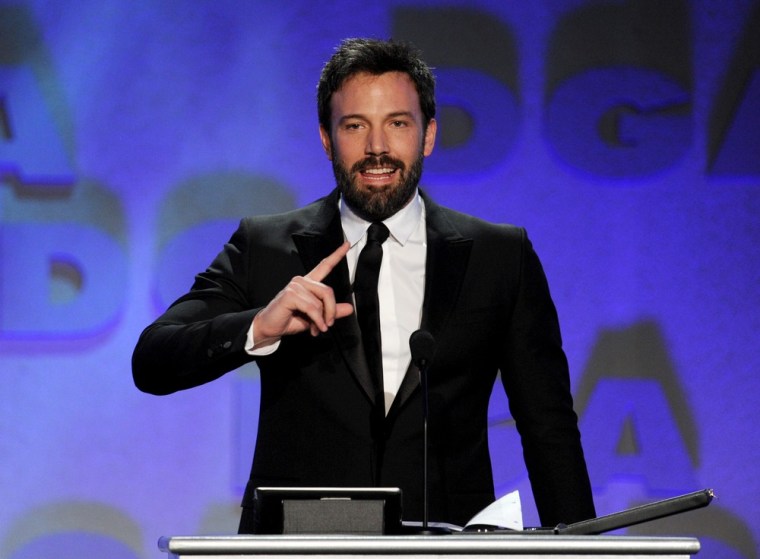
left=307, top=241, right=350, bottom=282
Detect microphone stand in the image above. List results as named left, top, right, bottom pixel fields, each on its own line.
left=420, top=357, right=430, bottom=529
left=410, top=330, right=448, bottom=535
left=417, top=356, right=449, bottom=535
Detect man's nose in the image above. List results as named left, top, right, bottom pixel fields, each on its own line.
left=365, top=128, right=389, bottom=155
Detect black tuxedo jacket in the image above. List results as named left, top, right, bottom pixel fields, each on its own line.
left=132, top=189, right=595, bottom=529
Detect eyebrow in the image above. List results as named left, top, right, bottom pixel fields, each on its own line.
left=338, top=111, right=416, bottom=123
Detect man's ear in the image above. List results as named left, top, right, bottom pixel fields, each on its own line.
left=423, top=118, right=437, bottom=157
left=319, top=126, right=333, bottom=161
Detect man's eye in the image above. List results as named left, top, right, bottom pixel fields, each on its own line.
left=391, top=120, right=407, bottom=127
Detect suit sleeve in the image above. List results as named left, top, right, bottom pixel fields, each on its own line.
left=499, top=229, right=596, bottom=526
left=131, top=219, right=261, bottom=395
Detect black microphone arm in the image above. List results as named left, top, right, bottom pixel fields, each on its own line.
left=409, top=329, right=440, bottom=533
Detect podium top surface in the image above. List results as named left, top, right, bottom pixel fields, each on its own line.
left=158, top=534, right=700, bottom=558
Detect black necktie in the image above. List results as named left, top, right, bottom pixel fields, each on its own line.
left=354, top=222, right=390, bottom=402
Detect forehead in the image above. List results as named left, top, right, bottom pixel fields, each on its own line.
left=330, top=71, right=422, bottom=119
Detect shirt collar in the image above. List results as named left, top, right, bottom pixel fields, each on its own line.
left=339, top=189, right=423, bottom=248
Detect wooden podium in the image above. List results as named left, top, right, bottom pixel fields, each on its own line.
left=158, top=534, right=700, bottom=559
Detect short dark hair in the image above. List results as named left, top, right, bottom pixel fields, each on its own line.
left=317, top=38, right=436, bottom=134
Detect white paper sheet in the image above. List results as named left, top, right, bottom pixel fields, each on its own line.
left=464, top=490, right=523, bottom=531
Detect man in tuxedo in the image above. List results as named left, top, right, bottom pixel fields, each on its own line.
left=132, top=38, right=595, bottom=530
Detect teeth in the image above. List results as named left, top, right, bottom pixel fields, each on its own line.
left=364, top=167, right=395, bottom=174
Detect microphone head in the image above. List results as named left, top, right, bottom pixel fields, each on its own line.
left=410, top=329, right=436, bottom=367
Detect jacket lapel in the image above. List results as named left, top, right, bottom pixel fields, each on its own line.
left=389, top=194, right=473, bottom=416
left=290, top=190, right=376, bottom=404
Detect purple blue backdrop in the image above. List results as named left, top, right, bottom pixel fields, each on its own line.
left=1, top=1, right=758, bottom=558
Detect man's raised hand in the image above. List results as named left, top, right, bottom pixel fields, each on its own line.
left=252, top=241, right=353, bottom=343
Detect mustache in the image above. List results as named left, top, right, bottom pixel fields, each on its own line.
left=350, top=155, right=406, bottom=174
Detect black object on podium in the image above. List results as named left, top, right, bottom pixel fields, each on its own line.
left=548, top=488, right=714, bottom=535
left=251, top=487, right=403, bottom=535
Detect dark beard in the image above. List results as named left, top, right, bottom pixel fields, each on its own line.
left=333, top=152, right=424, bottom=222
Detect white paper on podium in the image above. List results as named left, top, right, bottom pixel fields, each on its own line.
left=464, top=490, right=523, bottom=530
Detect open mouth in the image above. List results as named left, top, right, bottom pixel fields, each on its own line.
left=361, top=166, right=398, bottom=181
left=354, top=157, right=404, bottom=184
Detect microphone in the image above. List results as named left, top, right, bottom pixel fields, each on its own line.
left=410, top=329, right=436, bottom=369
left=409, top=330, right=447, bottom=534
